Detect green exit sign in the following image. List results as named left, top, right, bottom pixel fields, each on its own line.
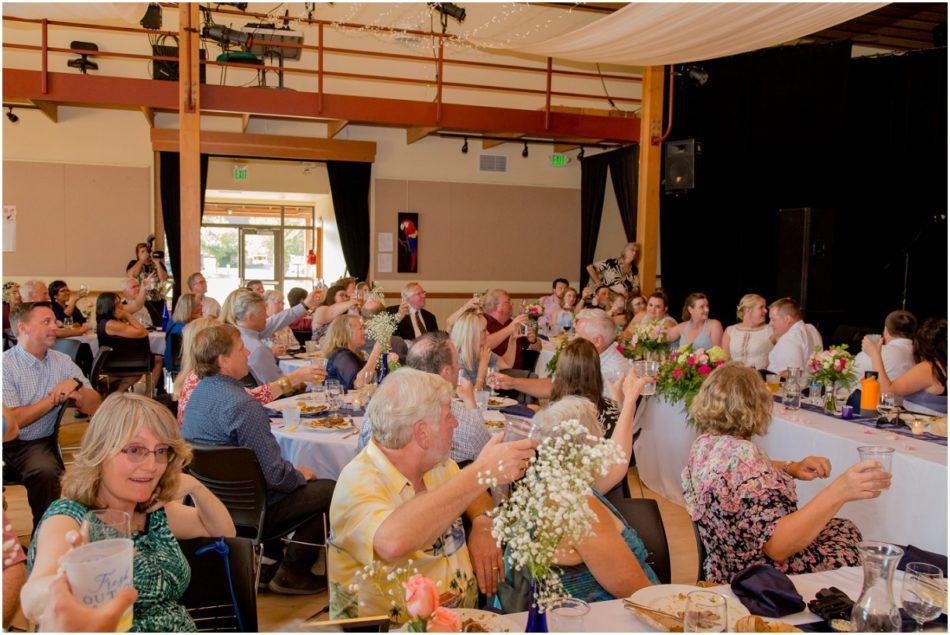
left=550, top=153, right=567, bottom=167
left=233, top=165, right=248, bottom=180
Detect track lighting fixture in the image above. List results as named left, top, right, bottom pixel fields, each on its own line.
left=578, top=146, right=585, bottom=159
left=522, top=142, right=529, bottom=158
left=5, top=107, right=18, bottom=123
left=461, top=137, right=468, bottom=154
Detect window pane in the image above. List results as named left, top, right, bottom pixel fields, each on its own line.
left=243, top=232, right=278, bottom=281
left=284, top=228, right=315, bottom=279
left=200, top=227, right=240, bottom=301
left=284, top=206, right=314, bottom=227
left=204, top=203, right=280, bottom=226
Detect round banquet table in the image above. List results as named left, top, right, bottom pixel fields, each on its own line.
left=267, top=394, right=361, bottom=481
left=634, top=397, right=948, bottom=555
left=68, top=331, right=166, bottom=357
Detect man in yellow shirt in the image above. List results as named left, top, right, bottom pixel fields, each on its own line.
left=328, top=368, right=537, bottom=623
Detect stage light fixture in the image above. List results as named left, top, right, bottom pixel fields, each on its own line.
left=429, top=2, right=466, bottom=23
left=684, top=65, right=709, bottom=85
left=6, top=107, right=18, bottom=123
left=202, top=24, right=250, bottom=48
left=461, top=138, right=469, bottom=154
left=140, top=3, right=162, bottom=30
left=522, top=142, right=529, bottom=158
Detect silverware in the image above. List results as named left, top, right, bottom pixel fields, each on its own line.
left=622, top=600, right=684, bottom=623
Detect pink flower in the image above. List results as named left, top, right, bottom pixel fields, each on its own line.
left=426, top=607, right=462, bottom=632
left=672, top=368, right=682, bottom=379
left=687, top=356, right=696, bottom=365
left=697, top=353, right=709, bottom=365
left=617, top=344, right=624, bottom=353
left=404, top=574, right=439, bottom=620
left=698, top=364, right=712, bottom=377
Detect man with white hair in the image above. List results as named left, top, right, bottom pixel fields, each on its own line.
left=767, top=298, right=823, bottom=379
left=119, top=277, right=154, bottom=327
left=388, top=282, right=438, bottom=341
left=574, top=308, right=632, bottom=397
left=20, top=280, right=90, bottom=338
left=329, top=367, right=537, bottom=623
left=231, top=287, right=323, bottom=385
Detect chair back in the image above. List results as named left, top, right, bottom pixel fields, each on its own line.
left=178, top=536, right=258, bottom=632
left=693, top=519, right=708, bottom=582
left=88, top=346, right=112, bottom=393
left=101, top=335, right=152, bottom=374
left=51, top=338, right=82, bottom=363
left=612, top=498, right=672, bottom=584
left=187, top=445, right=267, bottom=543
left=292, top=329, right=311, bottom=347
left=169, top=332, right=185, bottom=371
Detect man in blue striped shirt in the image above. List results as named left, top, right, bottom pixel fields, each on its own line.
left=2, top=302, right=100, bottom=525
left=182, top=322, right=335, bottom=595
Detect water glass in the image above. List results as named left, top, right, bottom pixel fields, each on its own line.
left=474, top=390, right=490, bottom=411
left=633, top=360, right=659, bottom=396
left=858, top=445, right=895, bottom=473
left=486, top=366, right=498, bottom=395
left=684, top=590, right=729, bottom=632
left=283, top=405, right=301, bottom=428
left=901, top=562, right=945, bottom=630
left=549, top=597, right=590, bottom=632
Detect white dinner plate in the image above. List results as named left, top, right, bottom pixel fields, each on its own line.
left=487, top=396, right=518, bottom=409
left=628, top=584, right=750, bottom=631
left=396, top=608, right=519, bottom=632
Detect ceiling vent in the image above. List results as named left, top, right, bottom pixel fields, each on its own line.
left=478, top=154, right=508, bottom=173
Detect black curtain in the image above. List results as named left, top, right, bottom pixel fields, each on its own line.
left=579, top=153, right=609, bottom=289
left=159, top=152, right=209, bottom=302
left=840, top=49, right=948, bottom=323
left=659, top=41, right=852, bottom=326
left=607, top=145, right=639, bottom=241
left=326, top=161, right=371, bottom=282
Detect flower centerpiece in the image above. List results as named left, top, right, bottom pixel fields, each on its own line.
left=522, top=301, right=544, bottom=326
left=807, top=345, right=857, bottom=414
left=348, top=564, right=461, bottom=632
left=655, top=344, right=729, bottom=414
left=619, top=322, right=670, bottom=361
left=366, top=282, right=386, bottom=304
left=364, top=311, right=401, bottom=379
left=489, top=419, right=626, bottom=632
left=544, top=336, right=569, bottom=376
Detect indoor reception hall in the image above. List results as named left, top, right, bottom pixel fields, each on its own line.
left=1, top=1, right=947, bottom=632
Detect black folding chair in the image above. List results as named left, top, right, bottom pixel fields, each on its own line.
left=88, top=346, right=112, bottom=394
left=612, top=498, right=672, bottom=584
left=693, top=520, right=708, bottom=582
left=179, top=536, right=258, bottom=632
left=51, top=338, right=82, bottom=362
left=101, top=338, right=155, bottom=396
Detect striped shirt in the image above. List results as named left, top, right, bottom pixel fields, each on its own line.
left=2, top=345, right=90, bottom=441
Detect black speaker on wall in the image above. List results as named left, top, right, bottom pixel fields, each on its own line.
left=664, top=138, right=698, bottom=192
left=776, top=207, right=837, bottom=313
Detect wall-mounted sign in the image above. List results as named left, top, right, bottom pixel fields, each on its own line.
left=233, top=164, right=248, bottom=180
left=550, top=153, right=568, bottom=167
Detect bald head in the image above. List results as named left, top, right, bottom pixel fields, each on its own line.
left=122, top=277, right=141, bottom=300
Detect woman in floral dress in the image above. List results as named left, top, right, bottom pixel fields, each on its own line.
left=682, top=363, right=891, bottom=583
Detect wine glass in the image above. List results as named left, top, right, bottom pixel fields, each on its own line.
left=878, top=393, right=902, bottom=419
left=63, top=317, right=73, bottom=329
left=683, top=590, right=729, bottom=632
left=901, top=562, right=945, bottom=631
left=486, top=365, right=498, bottom=396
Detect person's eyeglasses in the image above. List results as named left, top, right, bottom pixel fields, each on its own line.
left=120, top=445, right=173, bottom=463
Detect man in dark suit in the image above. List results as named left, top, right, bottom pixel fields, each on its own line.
left=387, top=282, right=438, bottom=342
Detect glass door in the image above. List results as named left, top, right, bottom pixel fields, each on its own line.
left=240, top=228, right=280, bottom=290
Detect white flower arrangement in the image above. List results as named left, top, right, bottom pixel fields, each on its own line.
left=489, top=418, right=626, bottom=613
left=364, top=311, right=399, bottom=353
left=367, top=282, right=386, bottom=304
left=348, top=559, right=421, bottom=622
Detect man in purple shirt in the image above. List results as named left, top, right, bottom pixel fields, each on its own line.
left=538, top=278, right=569, bottom=331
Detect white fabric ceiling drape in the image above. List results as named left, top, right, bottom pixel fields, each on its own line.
left=503, top=3, right=886, bottom=66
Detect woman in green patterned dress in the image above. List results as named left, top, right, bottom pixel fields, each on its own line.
left=21, top=392, right=235, bottom=632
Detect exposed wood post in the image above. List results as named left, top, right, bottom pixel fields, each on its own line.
left=636, top=65, right=664, bottom=296
left=41, top=19, right=48, bottom=94
left=317, top=22, right=324, bottom=114
left=545, top=57, right=552, bottom=130
left=178, top=3, right=202, bottom=282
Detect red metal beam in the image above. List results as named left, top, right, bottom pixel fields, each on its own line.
left=3, top=69, right=640, bottom=142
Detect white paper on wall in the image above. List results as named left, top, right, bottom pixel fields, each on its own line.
left=377, top=232, right=394, bottom=253
left=377, top=252, right=393, bottom=273
left=3, top=205, right=16, bottom=252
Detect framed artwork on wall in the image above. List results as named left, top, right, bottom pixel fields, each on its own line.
left=397, top=211, right=418, bottom=273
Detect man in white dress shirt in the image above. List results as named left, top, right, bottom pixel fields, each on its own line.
left=853, top=310, right=917, bottom=380
left=575, top=308, right=633, bottom=397
left=767, top=298, right=823, bottom=378
left=187, top=272, right=221, bottom=319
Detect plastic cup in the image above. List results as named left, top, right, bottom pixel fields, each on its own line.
left=474, top=390, right=489, bottom=411
left=549, top=597, right=590, bottom=632
left=858, top=445, right=895, bottom=473
left=60, top=538, right=134, bottom=631
left=634, top=360, right=659, bottom=396
left=283, top=405, right=301, bottom=427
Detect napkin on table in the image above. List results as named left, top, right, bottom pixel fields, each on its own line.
left=730, top=564, right=806, bottom=618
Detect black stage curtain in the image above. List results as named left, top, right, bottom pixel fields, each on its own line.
left=326, top=161, right=371, bottom=282
left=608, top=145, right=639, bottom=242
left=658, top=41, right=853, bottom=329
left=159, top=152, right=209, bottom=302
left=840, top=49, right=948, bottom=323
left=579, top=153, right=609, bottom=289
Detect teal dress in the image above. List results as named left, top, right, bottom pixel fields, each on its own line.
left=27, top=499, right=195, bottom=633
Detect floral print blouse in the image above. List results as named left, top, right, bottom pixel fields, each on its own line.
left=682, top=434, right=860, bottom=584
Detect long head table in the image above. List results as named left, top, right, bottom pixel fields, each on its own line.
left=634, top=398, right=948, bottom=554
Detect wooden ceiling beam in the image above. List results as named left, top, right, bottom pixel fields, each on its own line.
left=150, top=128, right=377, bottom=163
left=29, top=99, right=57, bottom=123
left=241, top=113, right=251, bottom=133
left=482, top=132, right=524, bottom=149
left=406, top=126, right=440, bottom=144
left=140, top=106, right=154, bottom=127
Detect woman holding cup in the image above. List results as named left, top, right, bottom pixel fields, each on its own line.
left=22, top=392, right=235, bottom=631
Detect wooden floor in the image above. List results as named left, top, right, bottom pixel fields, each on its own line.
left=5, top=417, right=698, bottom=632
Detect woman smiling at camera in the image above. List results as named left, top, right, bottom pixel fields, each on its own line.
left=22, top=393, right=235, bottom=632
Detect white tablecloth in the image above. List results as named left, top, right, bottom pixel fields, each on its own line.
left=268, top=394, right=361, bottom=480
left=69, top=331, right=166, bottom=356
left=509, top=566, right=898, bottom=631
left=534, top=340, right=558, bottom=378
left=635, top=398, right=948, bottom=554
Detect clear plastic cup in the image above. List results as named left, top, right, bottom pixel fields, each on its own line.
left=60, top=538, right=134, bottom=631
left=283, top=405, right=301, bottom=427
left=474, top=390, right=489, bottom=411
left=858, top=445, right=895, bottom=473
left=634, top=360, right=659, bottom=396
left=549, top=597, right=590, bottom=632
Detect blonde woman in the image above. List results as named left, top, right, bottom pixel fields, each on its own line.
left=721, top=293, right=772, bottom=370
left=174, top=317, right=324, bottom=425
left=682, top=363, right=886, bottom=583
left=451, top=311, right=515, bottom=391
left=22, top=392, right=235, bottom=632
left=587, top=242, right=641, bottom=294
left=321, top=314, right=384, bottom=390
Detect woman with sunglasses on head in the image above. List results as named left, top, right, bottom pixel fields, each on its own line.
left=21, top=392, right=235, bottom=632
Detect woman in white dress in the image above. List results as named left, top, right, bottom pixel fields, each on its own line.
left=721, top=293, right=773, bottom=370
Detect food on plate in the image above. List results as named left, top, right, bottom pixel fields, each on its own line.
left=461, top=618, right=488, bottom=632
left=735, top=616, right=801, bottom=632
left=628, top=606, right=683, bottom=632
left=488, top=398, right=510, bottom=407
left=483, top=419, right=505, bottom=430
left=305, top=415, right=348, bottom=430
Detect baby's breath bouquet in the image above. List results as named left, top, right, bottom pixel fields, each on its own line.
left=366, top=282, right=386, bottom=304
left=364, top=311, right=399, bottom=353
left=489, top=419, right=625, bottom=625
